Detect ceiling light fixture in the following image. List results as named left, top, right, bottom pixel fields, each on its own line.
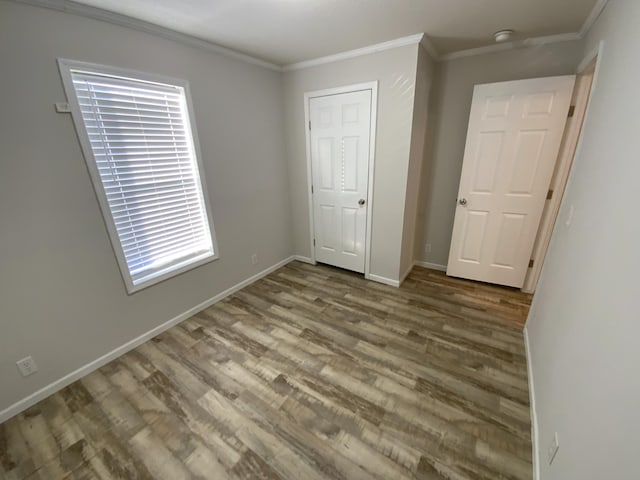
left=494, top=29, right=514, bottom=43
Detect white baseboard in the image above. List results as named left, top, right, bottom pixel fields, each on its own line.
left=292, top=255, right=315, bottom=264
left=524, top=326, right=540, bottom=480
left=414, top=260, right=447, bottom=272
left=367, top=273, right=400, bottom=288
left=0, top=256, right=295, bottom=423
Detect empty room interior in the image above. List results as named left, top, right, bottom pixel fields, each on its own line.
left=1, top=0, right=638, bottom=478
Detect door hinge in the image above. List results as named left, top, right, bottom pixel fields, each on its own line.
left=313, top=239, right=316, bottom=246
left=547, top=189, right=554, bottom=200
left=529, top=259, right=534, bottom=269
left=311, top=185, right=314, bottom=194
left=568, top=105, right=576, bottom=118
left=309, top=120, right=311, bottom=130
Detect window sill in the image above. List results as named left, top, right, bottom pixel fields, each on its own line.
left=125, top=252, right=219, bottom=295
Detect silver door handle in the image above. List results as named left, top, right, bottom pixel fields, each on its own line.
left=458, top=198, right=468, bottom=206
left=358, top=199, right=366, bottom=206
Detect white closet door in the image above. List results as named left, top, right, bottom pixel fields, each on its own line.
left=310, top=90, right=371, bottom=273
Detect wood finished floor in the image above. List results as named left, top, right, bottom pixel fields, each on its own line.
left=1, top=262, right=534, bottom=480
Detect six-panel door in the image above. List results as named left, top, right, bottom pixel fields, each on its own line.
left=447, top=76, right=575, bottom=288
left=310, top=90, right=371, bottom=273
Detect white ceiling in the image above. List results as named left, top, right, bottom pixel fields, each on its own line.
left=72, top=0, right=599, bottom=66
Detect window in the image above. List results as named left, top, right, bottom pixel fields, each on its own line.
left=58, top=59, right=218, bottom=293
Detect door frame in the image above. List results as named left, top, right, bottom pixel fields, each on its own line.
left=303, top=81, right=379, bottom=278
left=522, top=42, right=604, bottom=293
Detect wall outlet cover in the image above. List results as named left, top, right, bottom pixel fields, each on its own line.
left=16, top=356, right=38, bottom=377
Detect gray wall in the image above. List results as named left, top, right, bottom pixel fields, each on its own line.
left=527, top=1, right=640, bottom=478
left=283, top=45, right=419, bottom=281
left=418, top=40, right=585, bottom=267
left=0, top=2, right=290, bottom=413
left=400, top=44, right=435, bottom=278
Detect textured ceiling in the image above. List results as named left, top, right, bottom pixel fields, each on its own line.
left=72, top=0, right=599, bottom=65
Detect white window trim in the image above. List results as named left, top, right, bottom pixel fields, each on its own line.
left=58, top=58, right=219, bottom=294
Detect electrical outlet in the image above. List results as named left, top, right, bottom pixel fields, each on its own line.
left=425, top=243, right=432, bottom=254
left=16, top=356, right=38, bottom=377
left=547, top=432, right=560, bottom=465
left=251, top=254, right=258, bottom=265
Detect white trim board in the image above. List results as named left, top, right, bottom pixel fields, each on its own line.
left=293, top=255, right=315, bottom=264
left=524, top=326, right=541, bottom=480
left=9, top=0, right=281, bottom=71
left=439, top=33, right=581, bottom=61
left=368, top=274, right=400, bottom=288
left=420, top=35, right=440, bottom=62
left=414, top=261, right=448, bottom=272
left=438, top=1, right=609, bottom=62
left=580, top=0, right=610, bottom=37
left=0, top=256, right=295, bottom=423
left=283, top=34, right=424, bottom=71
left=9, top=0, right=609, bottom=71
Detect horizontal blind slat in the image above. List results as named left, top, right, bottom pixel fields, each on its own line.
left=129, top=247, right=210, bottom=278
left=118, top=215, right=205, bottom=244
left=76, top=95, right=182, bottom=109
left=126, top=236, right=210, bottom=270
left=117, top=219, right=203, bottom=244
left=79, top=103, right=182, bottom=116
left=111, top=201, right=204, bottom=227
left=87, top=125, right=187, bottom=133
left=100, top=172, right=196, bottom=188
left=88, top=132, right=187, bottom=139
left=78, top=109, right=185, bottom=123
left=106, top=185, right=199, bottom=202
left=83, top=118, right=186, bottom=128
left=127, top=241, right=210, bottom=270
left=110, top=195, right=203, bottom=219
left=100, top=164, right=194, bottom=176
left=95, top=150, right=191, bottom=159
left=121, top=223, right=207, bottom=252
left=72, top=78, right=181, bottom=100
left=104, top=179, right=197, bottom=195
left=98, top=159, right=193, bottom=170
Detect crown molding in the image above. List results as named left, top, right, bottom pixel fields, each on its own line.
left=438, top=0, right=609, bottom=62
left=439, top=32, right=583, bottom=62
left=440, top=32, right=582, bottom=61
left=8, top=0, right=282, bottom=71
left=9, top=0, right=610, bottom=70
left=282, top=0, right=609, bottom=68
left=282, top=33, right=425, bottom=72
left=580, top=0, right=609, bottom=36
left=420, top=34, right=441, bottom=61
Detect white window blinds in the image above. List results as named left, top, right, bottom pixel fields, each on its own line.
left=62, top=62, right=216, bottom=292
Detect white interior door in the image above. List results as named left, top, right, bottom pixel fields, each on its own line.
left=310, top=90, right=371, bottom=273
left=447, top=76, right=575, bottom=288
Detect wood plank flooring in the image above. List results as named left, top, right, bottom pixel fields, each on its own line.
left=0, top=262, right=533, bottom=480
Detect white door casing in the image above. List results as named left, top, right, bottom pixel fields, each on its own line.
left=309, top=89, right=372, bottom=273
left=447, top=76, right=576, bottom=288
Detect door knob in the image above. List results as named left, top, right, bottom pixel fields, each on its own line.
left=358, top=199, right=366, bottom=206
left=458, top=198, right=468, bottom=206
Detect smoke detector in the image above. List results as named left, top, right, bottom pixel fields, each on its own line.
left=494, top=30, right=514, bottom=43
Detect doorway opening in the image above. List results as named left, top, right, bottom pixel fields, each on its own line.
left=304, top=82, right=378, bottom=278
left=522, top=45, right=602, bottom=293
left=445, top=45, right=601, bottom=293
